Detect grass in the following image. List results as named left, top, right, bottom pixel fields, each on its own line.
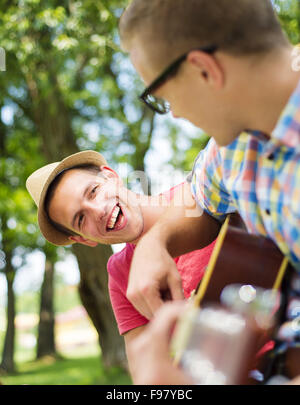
left=0, top=327, right=132, bottom=385
left=0, top=354, right=132, bottom=385
left=0, top=284, right=132, bottom=385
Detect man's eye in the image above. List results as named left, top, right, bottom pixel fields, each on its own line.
left=90, top=186, right=99, bottom=196
left=78, top=214, right=84, bottom=229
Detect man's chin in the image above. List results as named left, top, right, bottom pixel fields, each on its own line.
left=127, top=225, right=144, bottom=245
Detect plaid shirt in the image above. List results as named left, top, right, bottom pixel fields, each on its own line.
left=191, top=79, right=300, bottom=271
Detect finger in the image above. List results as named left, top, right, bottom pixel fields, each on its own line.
left=148, top=301, right=187, bottom=338
left=127, top=279, right=165, bottom=319
left=144, top=288, right=165, bottom=319
left=126, top=290, right=153, bottom=320
left=134, top=302, right=153, bottom=320
left=168, top=271, right=184, bottom=301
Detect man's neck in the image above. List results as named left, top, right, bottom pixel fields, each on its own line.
left=234, top=46, right=300, bottom=135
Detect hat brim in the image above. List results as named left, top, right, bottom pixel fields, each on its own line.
left=38, top=150, right=107, bottom=246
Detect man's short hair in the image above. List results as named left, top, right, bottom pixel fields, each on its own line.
left=119, top=0, right=289, bottom=72
left=44, top=164, right=101, bottom=238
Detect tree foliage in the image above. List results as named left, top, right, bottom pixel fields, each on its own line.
left=0, top=0, right=155, bottom=371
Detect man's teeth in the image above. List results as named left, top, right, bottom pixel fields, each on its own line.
left=107, top=206, right=121, bottom=230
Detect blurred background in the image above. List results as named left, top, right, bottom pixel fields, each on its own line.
left=0, top=0, right=299, bottom=385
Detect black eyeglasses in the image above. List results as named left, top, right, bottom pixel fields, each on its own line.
left=139, top=45, right=218, bottom=115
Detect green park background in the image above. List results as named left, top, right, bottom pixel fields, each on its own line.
left=0, top=0, right=299, bottom=385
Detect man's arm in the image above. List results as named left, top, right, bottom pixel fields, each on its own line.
left=124, top=325, right=147, bottom=381
left=126, top=302, right=193, bottom=385
left=127, top=182, right=221, bottom=319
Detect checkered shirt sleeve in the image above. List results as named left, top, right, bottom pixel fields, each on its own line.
left=190, top=138, right=237, bottom=221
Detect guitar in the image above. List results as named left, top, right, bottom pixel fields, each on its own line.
left=171, top=214, right=295, bottom=385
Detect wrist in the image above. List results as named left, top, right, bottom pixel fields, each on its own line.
left=142, top=220, right=170, bottom=246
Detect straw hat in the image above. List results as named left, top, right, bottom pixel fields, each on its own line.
left=26, top=150, right=107, bottom=246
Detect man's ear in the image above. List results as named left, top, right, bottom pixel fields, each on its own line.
left=186, top=50, right=224, bottom=89
left=69, top=235, right=98, bottom=247
left=100, top=165, right=123, bottom=185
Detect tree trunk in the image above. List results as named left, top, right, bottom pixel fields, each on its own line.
left=0, top=251, right=16, bottom=374
left=25, top=72, right=127, bottom=368
left=36, top=256, right=56, bottom=359
left=73, top=243, right=127, bottom=369
left=298, top=0, right=300, bottom=43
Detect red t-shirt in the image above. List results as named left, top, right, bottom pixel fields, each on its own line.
left=108, top=242, right=216, bottom=334
left=107, top=184, right=216, bottom=335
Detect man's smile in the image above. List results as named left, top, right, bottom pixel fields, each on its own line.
left=106, top=203, right=127, bottom=232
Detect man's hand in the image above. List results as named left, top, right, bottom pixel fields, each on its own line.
left=127, top=231, right=184, bottom=320
left=127, top=302, right=193, bottom=385
left=286, top=375, right=300, bottom=385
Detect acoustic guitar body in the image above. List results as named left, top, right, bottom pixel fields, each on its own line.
left=186, top=214, right=299, bottom=384
left=202, top=219, right=286, bottom=305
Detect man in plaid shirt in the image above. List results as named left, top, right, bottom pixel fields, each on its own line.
left=118, top=0, right=300, bottom=384
left=120, top=0, right=300, bottom=319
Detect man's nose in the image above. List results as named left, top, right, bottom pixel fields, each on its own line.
left=84, top=200, right=106, bottom=220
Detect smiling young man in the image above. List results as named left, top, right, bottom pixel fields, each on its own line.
left=25, top=150, right=217, bottom=377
